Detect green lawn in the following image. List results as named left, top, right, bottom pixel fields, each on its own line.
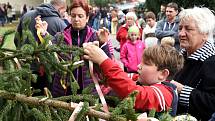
left=0, top=22, right=18, bottom=50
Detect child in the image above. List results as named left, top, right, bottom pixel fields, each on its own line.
left=120, top=25, right=145, bottom=73
left=142, top=11, right=158, bottom=48
left=83, top=44, right=184, bottom=116
left=161, top=37, right=175, bottom=47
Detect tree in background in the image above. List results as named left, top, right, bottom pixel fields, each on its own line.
left=144, top=0, right=215, bottom=17
left=89, top=0, right=116, bottom=7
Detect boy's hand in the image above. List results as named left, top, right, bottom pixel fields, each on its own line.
left=97, top=27, right=109, bottom=44
left=83, top=42, right=108, bottom=65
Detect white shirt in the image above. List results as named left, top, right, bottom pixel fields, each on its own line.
left=142, top=22, right=157, bottom=40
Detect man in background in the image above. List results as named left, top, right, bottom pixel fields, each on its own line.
left=155, top=2, right=180, bottom=50
left=14, top=0, right=67, bottom=96
left=15, top=0, right=67, bottom=45
left=157, top=4, right=166, bottom=21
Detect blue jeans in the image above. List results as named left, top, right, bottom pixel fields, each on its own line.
left=0, top=17, right=5, bottom=26
left=93, top=18, right=100, bottom=30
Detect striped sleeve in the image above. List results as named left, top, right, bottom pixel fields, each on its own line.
left=179, top=86, right=194, bottom=106
left=107, top=39, right=114, bottom=55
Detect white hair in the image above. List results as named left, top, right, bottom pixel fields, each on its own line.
left=50, top=0, right=66, bottom=6
left=125, top=12, right=137, bottom=21
left=179, top=7, right=215, bottom=42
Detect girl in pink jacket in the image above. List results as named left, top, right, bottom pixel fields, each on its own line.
left=120, top=25, right=145, bottom=73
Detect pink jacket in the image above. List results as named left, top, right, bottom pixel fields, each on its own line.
left=120, top=40, right=145, bottom=72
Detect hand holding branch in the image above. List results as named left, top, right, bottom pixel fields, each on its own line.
left=35, top=15, right=48, bottom=35
left=83, top=42, right=108, bottom=65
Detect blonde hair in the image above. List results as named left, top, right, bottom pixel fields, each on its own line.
left=161, top=37, right=175, bottom=47
left=128, top=25, right=140, bottom=34
left=127, top=25, right=140, bottom=40
left=142, top=45, right=184, bottom=80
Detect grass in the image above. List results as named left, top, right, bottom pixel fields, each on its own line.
left=0, top=21, right=18, bottom=50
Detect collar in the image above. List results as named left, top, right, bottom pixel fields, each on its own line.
left=181, top=41, right=215, bottom=61
left=164, top=16, right=179, bottom=23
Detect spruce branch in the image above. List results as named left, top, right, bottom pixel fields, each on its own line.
left=0, top=90, right=126, bottom=121
left=0, top=53, right=23, bottom=61
left=0, top=48, right=21, bottom=53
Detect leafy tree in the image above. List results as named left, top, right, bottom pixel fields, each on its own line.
left=89, top=0, right=116, bottom=7
left=144, top=0, right=215, bottom=16
left=143, top=0, right=161, bottom=15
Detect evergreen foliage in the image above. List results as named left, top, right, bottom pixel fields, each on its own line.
left=0, top=17, right=139, bottom=121
left=0, top=17, right=179, bottom=121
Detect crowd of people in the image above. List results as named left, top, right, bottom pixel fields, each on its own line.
left=0, top=2, right=16, bottom=26
left=0, top=2, right=36, bottom=26
left=11, top=0, right=215, bottom=120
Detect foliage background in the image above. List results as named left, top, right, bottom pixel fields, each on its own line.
left=144, top=0, right=215, bottom=15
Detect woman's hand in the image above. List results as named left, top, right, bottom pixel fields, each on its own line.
left=83, top=42, right=108, bottom=65
left=171, top=80, right=184, bottom=93
left=97, top=27, right=109, bottom=44
left=35, top=15, right=48, bottom=35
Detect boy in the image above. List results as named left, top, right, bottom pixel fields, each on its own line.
left=161, top=37, right=175, bottom=47
left=83, top=44, right=184, bottom=115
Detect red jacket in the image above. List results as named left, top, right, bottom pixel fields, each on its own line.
left=100, top=59, right=173, bottom=112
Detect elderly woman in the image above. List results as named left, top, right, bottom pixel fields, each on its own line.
left=116, top=11, right=142, bottom=52
left=171, top=7, right=215, bottom=120
left=36, top=0, right=111, bottom=97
